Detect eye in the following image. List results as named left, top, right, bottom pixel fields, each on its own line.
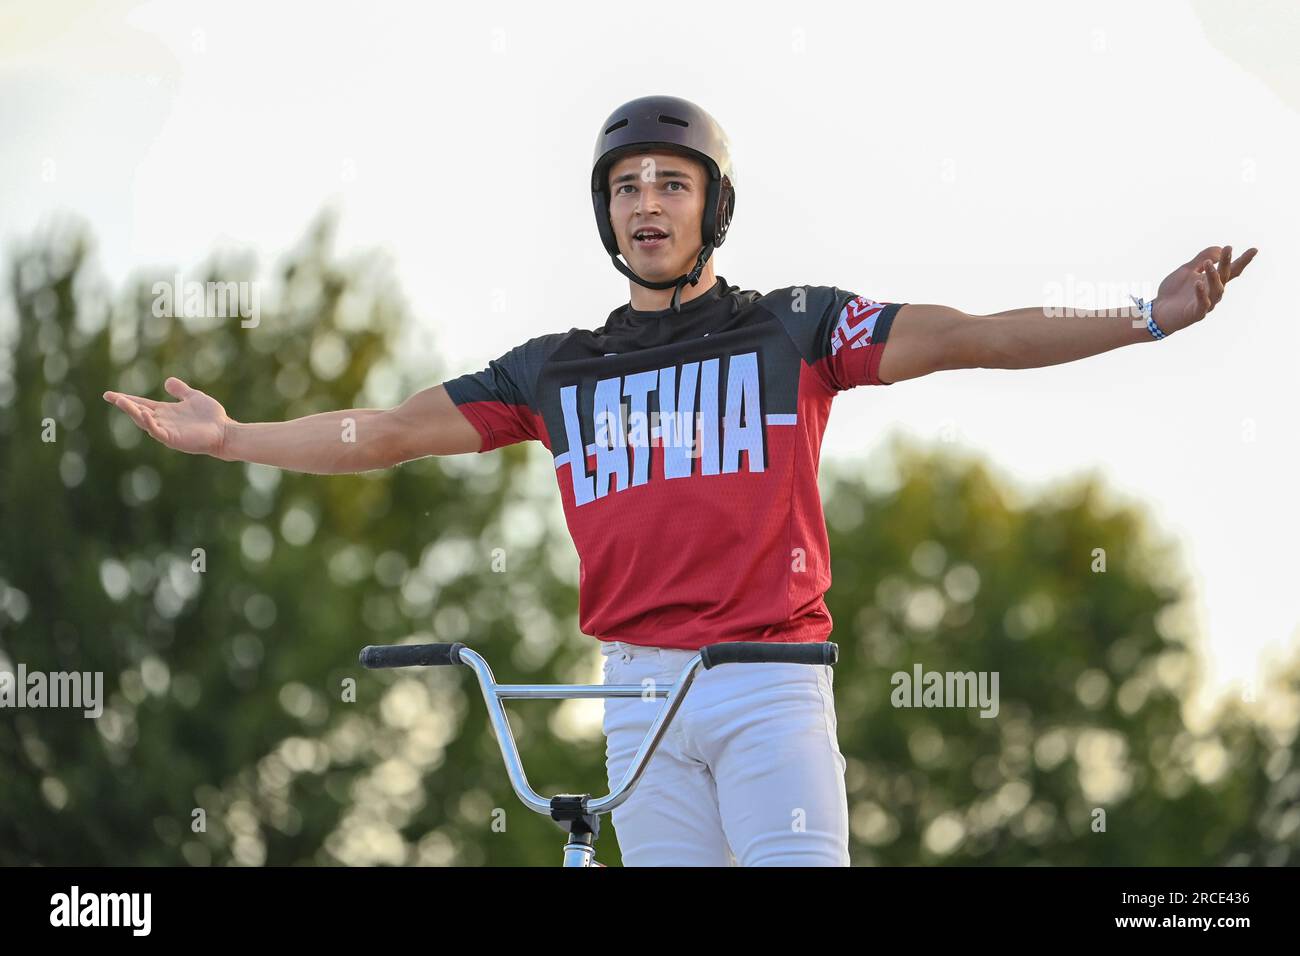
left=665, top=181, right=685, bottom=191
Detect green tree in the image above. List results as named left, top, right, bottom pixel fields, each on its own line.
left=821, top=443, right=1298, bottom=865
left=0, top=215, right=591, bottom=865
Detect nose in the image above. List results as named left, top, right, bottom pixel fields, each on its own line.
left=633, top=188, right=662, bottom=217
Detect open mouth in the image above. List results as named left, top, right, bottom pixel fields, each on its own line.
left=634, top=229, right=670, bottom=247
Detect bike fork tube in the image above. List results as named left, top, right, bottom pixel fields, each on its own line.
left=562, top=831, right=596, bottom=867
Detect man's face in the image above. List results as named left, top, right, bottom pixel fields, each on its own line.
left=606, top=150, right=708, bottom=280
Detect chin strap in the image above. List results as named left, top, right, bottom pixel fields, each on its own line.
left=610, top=244, right=716, bottom=313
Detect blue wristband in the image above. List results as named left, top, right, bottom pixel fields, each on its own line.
left=1130, top=295, right=1166, bottom=340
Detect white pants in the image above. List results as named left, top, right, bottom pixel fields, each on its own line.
left=599, top=640, right=850, bottom=866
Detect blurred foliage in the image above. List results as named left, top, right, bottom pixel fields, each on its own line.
left=0, top=216, right=1296, bottom=866
left=820, top=452, right=1299, bottom=865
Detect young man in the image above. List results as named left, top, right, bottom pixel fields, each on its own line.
left=105, top=95, right=1255, bottom=867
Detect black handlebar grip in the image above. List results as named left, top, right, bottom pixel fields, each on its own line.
left=358, top=642, right=466, bottom=669
left=699, top=641, right=838, bottom=670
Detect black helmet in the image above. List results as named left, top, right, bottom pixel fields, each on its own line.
left=591, top=95, right=736, bottom=312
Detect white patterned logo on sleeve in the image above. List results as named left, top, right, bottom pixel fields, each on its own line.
left=829, top=296, right=884, bottom=356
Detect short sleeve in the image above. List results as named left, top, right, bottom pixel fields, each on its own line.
left=442, top=336, right=559, bottom=452
left=822, top=292, right=902, bottom=390
left=764, top=286, right=905, bottom=394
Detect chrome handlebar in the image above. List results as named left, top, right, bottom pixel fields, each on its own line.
left=358, top=640, right=838, bottom=822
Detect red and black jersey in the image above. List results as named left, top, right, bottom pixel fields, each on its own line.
left=443, top=276, right=903, bottom=651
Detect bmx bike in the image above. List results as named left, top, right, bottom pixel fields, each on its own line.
left=358, top=639, right=839, bottom=867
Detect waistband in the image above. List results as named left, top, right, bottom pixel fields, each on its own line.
left=599, top=640, right=697, bottom=660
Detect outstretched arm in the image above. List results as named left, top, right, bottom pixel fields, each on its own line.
left=877, top=245, right=1258, bottom=383
left=103, top=377, right=482, bottom=474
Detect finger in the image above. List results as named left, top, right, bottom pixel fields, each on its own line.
left=1229, top=247, right=1258, bottom=279
left=118, top=397, right=153, bottom=430
left=1218, top=246, right=1232, bottom=284
left=135, top=405, right=169, bottom=444
left=115, top=397, right=166, bottom=442
left=104, top=390, right=164, bottom=410
left=1195, top=277, right=1211, bottom=314
left=1184, top=246, right=1223, bottom=270
left=1203, top=258, right=1225, bottom=304
left=113, top=396, right=151, bottom=431
left=164, top=377, right=195, bottom=400
left=144, top=411, right=170, bottom=444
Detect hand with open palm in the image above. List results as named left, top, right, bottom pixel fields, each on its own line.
left=102, top=377, right=232, bottom=458
left=1153, top=245, right=1258, bottom=335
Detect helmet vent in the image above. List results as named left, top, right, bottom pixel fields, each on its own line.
left=604, top=119, right=629, bottom=135
left=658, top=114, right=689, bottom=128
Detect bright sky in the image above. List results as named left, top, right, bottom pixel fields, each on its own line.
left=2, top=0, right=1297, bottom=717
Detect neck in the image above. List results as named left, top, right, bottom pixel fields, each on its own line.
left=628, top=256, right=718, bottom=312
